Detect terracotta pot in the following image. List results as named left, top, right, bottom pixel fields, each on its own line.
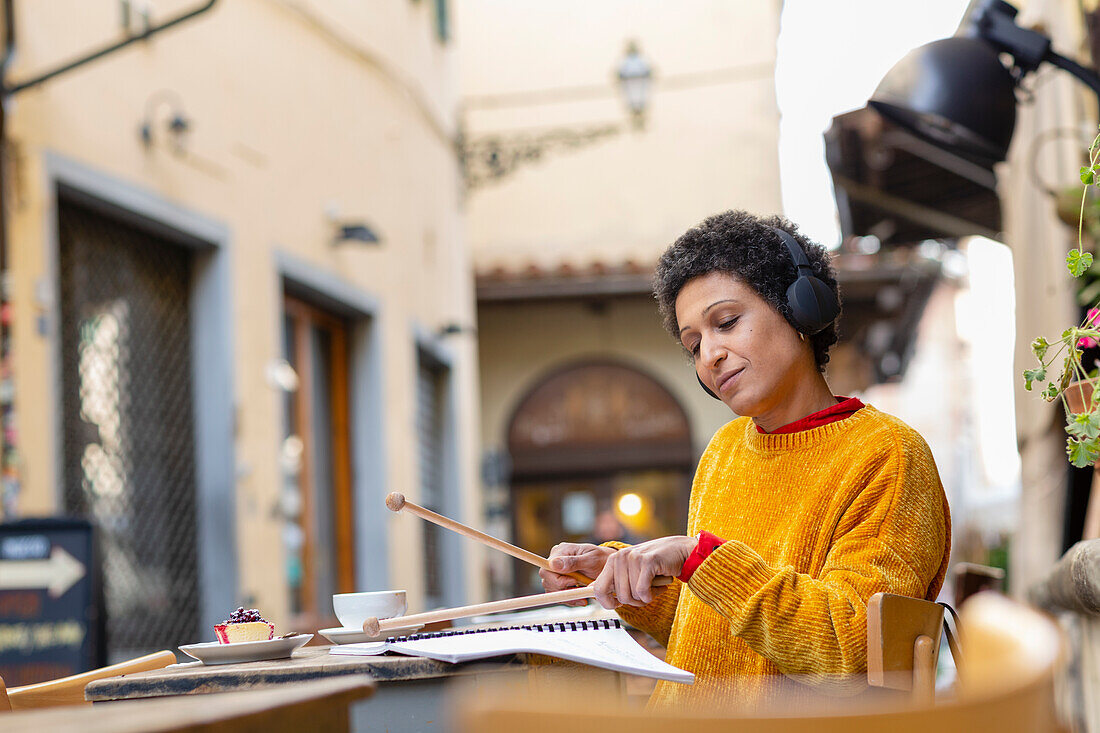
left=1065, top=379, right=1097, bottom=415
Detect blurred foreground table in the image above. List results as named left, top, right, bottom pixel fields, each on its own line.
left=5, top=675, right=375, bottom=732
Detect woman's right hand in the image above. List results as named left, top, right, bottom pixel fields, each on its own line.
left=539, top=542, right=617, bottom=606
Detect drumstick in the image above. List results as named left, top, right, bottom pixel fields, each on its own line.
left=386, top=492, right=594, bottom=586
left=363, top=586, right=598, bottom=637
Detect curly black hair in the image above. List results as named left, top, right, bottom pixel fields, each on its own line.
left=653, top=210, right=840, bottom=371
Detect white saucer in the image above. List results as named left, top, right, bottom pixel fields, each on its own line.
left=319, top=624, right=424, bottom=644
left=179, top=634, right=313, bottom=665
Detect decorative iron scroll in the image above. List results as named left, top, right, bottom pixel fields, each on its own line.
left=459, top=124, right=621, bottom=190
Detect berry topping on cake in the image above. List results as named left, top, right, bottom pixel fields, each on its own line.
left=214, top=607, right=275, bottom=644
left=226, top=607, right=267, bottom=624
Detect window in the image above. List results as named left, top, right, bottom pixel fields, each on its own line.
left=434, top=0, right=449, bottom=43
left=416, top=350, right=447, bottom=608
left=282, top=295, right=354, bottom=629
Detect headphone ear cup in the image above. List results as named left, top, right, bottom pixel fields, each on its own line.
left=696, top=373, right=721, bottom=400
left=786, top=276, right=840, bottom=335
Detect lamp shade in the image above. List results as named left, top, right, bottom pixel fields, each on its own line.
left=869, top=37, right=1017, bottom=162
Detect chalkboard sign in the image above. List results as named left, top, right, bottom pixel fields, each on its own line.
left=0, top=517, right=104, bottom=686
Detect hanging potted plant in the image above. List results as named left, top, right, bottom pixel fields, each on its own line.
left=1024, top=129, right=1100, bottom=468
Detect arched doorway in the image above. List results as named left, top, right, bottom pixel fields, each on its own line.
left=506, top=361, right=693, bottom=594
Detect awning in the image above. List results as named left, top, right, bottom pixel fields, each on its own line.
left=825, top=106, right=1003, bottom=245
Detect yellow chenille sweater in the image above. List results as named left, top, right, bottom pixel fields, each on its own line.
left=613, top=404, right=950, bottom=710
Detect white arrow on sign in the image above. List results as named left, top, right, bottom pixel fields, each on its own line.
left=0, top=546, right=87, bottom=598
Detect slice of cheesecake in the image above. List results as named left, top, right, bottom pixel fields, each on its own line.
left=215, top=607, right=275, bottom=644
left=215, top=621, right=275, bottom=643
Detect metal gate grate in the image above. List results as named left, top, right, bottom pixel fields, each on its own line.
left=58, top=198, right=200, bottom=660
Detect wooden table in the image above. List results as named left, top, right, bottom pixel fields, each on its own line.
left=85, top=645, right=595, bottom=732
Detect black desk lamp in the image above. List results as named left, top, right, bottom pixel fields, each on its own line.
left=869, top=0, right=1100, bottom=163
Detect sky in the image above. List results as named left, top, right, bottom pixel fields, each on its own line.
left=775, top=0, right=970, bottom=246
left=959, top=237, right=1022, bottom=493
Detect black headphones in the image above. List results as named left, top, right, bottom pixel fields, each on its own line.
left=695, top=226, right=840, bottom=400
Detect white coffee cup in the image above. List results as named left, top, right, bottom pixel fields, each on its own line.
left=333, top=590, right=407, bottom=629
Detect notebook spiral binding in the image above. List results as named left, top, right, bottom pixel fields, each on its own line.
left=389, top=618, right=622, bottom=643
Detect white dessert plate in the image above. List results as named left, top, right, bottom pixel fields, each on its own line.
left=179, top=634, right=313, bottom=665
left=319, top=624, right=424, bottom=644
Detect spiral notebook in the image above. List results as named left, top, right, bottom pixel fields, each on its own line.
left=329, top=618, right=694, bottom=684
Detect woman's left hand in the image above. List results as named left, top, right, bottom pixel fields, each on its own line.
left=591, top=535, right=697, bottom=609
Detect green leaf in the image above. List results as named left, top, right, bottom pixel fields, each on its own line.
left=1067, top=437, right=1100, bottom=468
left=1082, top=166, right=1095, bottom=185
left=1031, top=336, right=1050, bottom=361
left=1067, top=412, right=1100, bottom=439
left=1045, top=383, right=1061, bottom=400
left=1068, top=249, right=1094, bottom=278
left=1031, top=337, right=1050, bottom=361
left=1023, top=367, right=1046, bottom=391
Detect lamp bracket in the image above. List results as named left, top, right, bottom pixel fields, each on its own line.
left=458, top=123, right=621, bottom=190
left=969, top=0, right=1050, bottom=74
left=968, top=0, right=1100, bottom=122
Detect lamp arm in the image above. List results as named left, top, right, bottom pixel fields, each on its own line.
left=1043, top=49, right=1100, bottom=123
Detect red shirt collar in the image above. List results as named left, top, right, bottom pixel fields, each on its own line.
left=754, top=396, right=865, bottom=434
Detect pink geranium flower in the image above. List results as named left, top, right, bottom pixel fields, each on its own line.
left=1079, top=307, right=1100, bottom=349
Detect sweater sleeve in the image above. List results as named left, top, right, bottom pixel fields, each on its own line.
left=600, top=540, right=682, bottom=647
left=685, top=434, right=950, bottom=690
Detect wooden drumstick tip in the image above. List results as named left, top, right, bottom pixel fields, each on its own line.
left=362, top=617, right=382, bottom=636
left=385, top=493, right=406, bottom=512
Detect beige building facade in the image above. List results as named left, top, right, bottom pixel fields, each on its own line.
left=2, top=0, right=483, bottom=658
left=456, top=0, right=784, bottom=596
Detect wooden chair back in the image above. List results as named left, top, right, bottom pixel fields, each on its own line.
left=1, top=650, right=176, bottom=711
left=454, top=593, right=1063, bottom=733
left=866, top=591, right=946, bottom=705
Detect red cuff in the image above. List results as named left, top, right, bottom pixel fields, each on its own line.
left=677, top=531, right=726, bottom=582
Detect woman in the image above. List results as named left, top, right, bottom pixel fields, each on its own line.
left=540, top=210, right=951, bottom=708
